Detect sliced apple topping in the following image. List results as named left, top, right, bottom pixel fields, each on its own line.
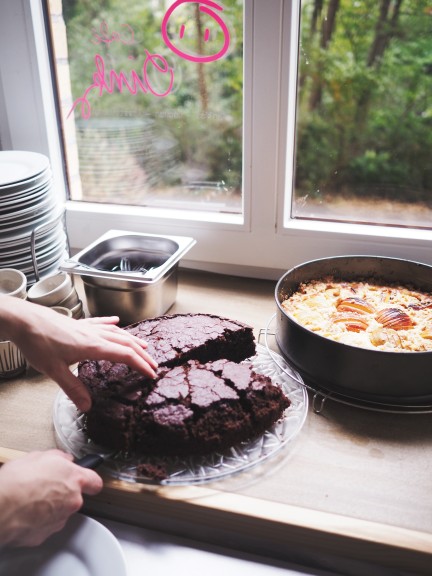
left=336, top=297, right=375, bottom=315
left=332, top=312, right=369, bottom=332
left=375, top=307, right=414, bottom=330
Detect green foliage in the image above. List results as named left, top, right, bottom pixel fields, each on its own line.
left=62, top=0, right=432, bottom=205
left=297, top=0, right=432, bottom=204
left=62, top=0, right=244, bottom=194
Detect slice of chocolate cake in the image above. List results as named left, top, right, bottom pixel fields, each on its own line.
left=126, top=313, right=256, bottom=366
left=85, top=359, right=290, bottom=456
left=78, top=313, right=256, bottom=396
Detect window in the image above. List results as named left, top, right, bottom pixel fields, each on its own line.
left=0, top=0, right=431, bottom=280
left=291, top=0, right=432, bottom=230
left=52, top=0, right=244, bottom=215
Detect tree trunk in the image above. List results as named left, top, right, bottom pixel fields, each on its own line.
left=195, top=5, right=209, bottom=114
left=367, top=0, right=403, bottom=68
left=321, top=0, right=340, bottom=49
left=299, top=0, right=324, bottom=91
left=352, top=0, right=404, bottom=155
left=310, top=0, right=324, bottom=36
left=309, top=0, right=340, bottom=110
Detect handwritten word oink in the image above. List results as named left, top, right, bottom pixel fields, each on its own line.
left=68, top=51, right=174, bottom=119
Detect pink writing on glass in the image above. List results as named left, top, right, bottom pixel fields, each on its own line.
left=91, top=20, right=135, bottom=45
left=161, top=0, right=230, bottom=63
left=68, top=51, right=174, bottom=119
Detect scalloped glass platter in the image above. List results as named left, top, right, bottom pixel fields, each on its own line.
left=53, top=344, right=308, bottom=486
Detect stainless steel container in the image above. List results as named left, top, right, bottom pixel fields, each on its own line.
left=61, top=230, right=196, bottom=325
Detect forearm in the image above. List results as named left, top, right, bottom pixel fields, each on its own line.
left=0, top=481, right=16, bottom=547
left=0, top=296, right=33, bottom=342
left=0, top=471, right=28, bottom=547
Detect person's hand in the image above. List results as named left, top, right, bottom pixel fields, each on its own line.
left=17, top=310, right=158, bottom=411
left=0, top=450, right=103, bottom=547
left=1, top=297, right=158, bottom=411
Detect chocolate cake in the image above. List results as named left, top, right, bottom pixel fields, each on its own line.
left=126, top=313, right=257, bottom=366
left=78, top=314, right=290, bottom=457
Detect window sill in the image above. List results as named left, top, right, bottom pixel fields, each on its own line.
left=283, top=217, right=432, bottom=243
left=66, top=200, right=432, bottom=281
left=66, top=200, right=244, bottom=228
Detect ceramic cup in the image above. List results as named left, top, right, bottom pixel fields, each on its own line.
left=27, top=272, right=73, bottom=307
left=0, top=340, right=26, bottom=379
left=55, top=285, right=80, bottom=310
left=51, top=306, right=73, bottom=318
left=0, top=268, right=27, bottom=299
left=70, top=299, right=84, bottom=319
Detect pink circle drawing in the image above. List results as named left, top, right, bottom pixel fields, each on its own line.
left=161, top=0, right=230, bottom=63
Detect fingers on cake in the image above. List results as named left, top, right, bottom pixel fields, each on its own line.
left=78, top=314, right=290, bottom=466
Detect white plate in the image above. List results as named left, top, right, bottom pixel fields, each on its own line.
left=0, top=207, right=64, bottom=240
left=1, top=244, right=67, bottom=273
left=0, top=178, right=52, bottom=206
left=0, top=222, right=64, bottom=252
left=0, top=193, right=56, bottom=224
left=0, top=180, right=52, bottom=211
left=0, top=235, right=67, bottom=266
left=0, top=514, right=127, bottom=576
left=54, top=344, right=308, bottom=486
left=26, top=258, right=69, bottom=287
left=0, top=151, right=50, bottom=187
left=0, top=169, right=51, bottom=199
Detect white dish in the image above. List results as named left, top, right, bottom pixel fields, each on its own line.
left=54, top=344, right=308, bottom=486
left=28, top=271, right=73, bottom=306
left=51, top=305, right=73, bottom=317
left=0, top=166, right=51, bottom=194
left=0, top=151, right=50, bottom=187
left=26, top=258, right=70, bottom=287
left=0, top=207, right=57, bottom=233
left=0, top=189, right=54, bottom=221
left=0, top=181, right=51, bottom=212
left=70, top=299, right=85, bottom=319
left=7, top=246, right=66, bottom=271
left=0, top=268, right=27, bottom=298
left=10, top=254, right=67, bottom=280
left=0, top=207, right=64, bottom=241
left=0, top=224, right=65, bottom=253
left=0, top=514, right=127, bottom=576
left=0, top=168, right=51, bottom=198
left=56, top=285, right=81, bottom=309
left=0, top=339, right=27, bottom=378
left=0, top=234, right=67, bottom=265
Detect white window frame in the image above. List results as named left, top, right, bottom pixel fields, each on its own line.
left=1, top=0, right=431, bottom=281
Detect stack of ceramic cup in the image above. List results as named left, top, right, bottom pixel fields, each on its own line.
left=27, top=271, right=85, bottom=319
left=0, top=268, right=28, bottom=378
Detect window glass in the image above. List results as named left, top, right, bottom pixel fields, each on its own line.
left=50, top=0, right=243, bottom=214
left=292, top=0, right=432, bottom=229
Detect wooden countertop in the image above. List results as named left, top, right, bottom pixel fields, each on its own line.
left=1, top=269, right=431, bottom=574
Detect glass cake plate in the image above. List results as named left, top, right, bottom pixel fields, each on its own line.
left=53, top=344, right=308, bottom=486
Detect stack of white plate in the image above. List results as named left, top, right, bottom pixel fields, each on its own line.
left=0, top=150, right=69, bottom=286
